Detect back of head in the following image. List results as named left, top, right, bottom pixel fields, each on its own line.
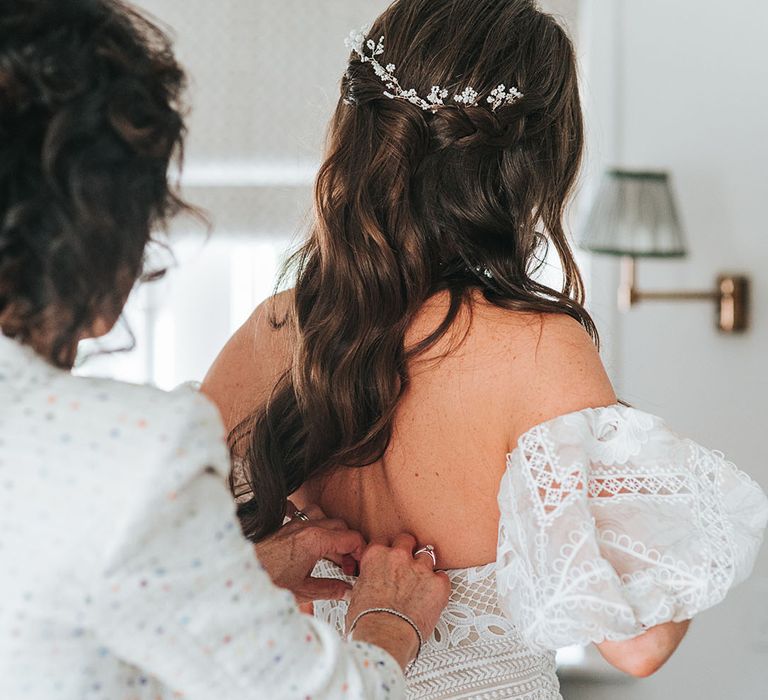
left=329, top=0, right=586, bottom=300
left=235, top=0, right=596, bottom=540
left=0, top=0, right=187, bottom=367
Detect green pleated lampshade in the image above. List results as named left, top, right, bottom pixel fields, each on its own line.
left=581, top=170, right=687, bottom=258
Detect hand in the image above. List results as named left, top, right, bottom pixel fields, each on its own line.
left=254, top=503, right=366, bottom=605
left=346, top=533, right=451, bottom=670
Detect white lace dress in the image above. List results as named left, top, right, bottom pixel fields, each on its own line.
left=314, top=405, right=768, bottom=699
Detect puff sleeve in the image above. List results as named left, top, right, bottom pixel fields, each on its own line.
left=495, top=405, right=768, bottom=651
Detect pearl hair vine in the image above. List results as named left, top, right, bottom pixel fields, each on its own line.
left=344, top=27, right=524, bottom=113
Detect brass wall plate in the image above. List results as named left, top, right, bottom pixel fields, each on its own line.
left=717, top=275, right=750, bottom=333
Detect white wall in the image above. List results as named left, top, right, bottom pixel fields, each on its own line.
left=566, top=1, right=768, bottom=698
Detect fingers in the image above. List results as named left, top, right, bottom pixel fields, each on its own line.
left=285, top=501, right=326, bottom=522
left=284, top=502, right=367, bottom=568
left=301, top=504, right=327, bottom=520
left=303, top=518, right=366, bottom=563
left=298, top=577, right=353, bottom=603
left=391, top=533, right=439, bottom=570
left=391, top=533, right=417, bottom=554
left=340, top=553, right=358, bottom=576
left=283, top=501, right=347, bottom=534
left=316, top=527, right=367, bottom=562
left=287, top=517, right=352, bottom=535
left=435, top=570, right=450, bottom=587
left=323, top=552, right=359, bottom=576
left=285, top=503, right=351, bottom=534
left=349, top=536, right=452, bottom=646
left=309, top=518, right=351, bottom=533
left=413, top=550, right=437, bottom=571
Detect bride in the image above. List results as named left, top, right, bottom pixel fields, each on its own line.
left=203, top=0, right=768, bottom=697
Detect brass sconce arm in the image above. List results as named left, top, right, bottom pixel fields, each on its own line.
left=618, top=256, right=750, bottom=333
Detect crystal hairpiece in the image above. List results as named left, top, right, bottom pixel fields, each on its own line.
left=344, top=28, right=524, bottom=113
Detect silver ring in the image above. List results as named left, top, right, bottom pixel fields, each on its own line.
left=414, top=544, right=436, bottom=567
left=293, top=510, right=310, bottom=522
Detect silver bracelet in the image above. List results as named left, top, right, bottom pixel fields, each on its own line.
left=346, top=607, right=424, bottom=674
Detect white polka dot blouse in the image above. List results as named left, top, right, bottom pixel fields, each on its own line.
left=0, top=333, right=404, bottom=700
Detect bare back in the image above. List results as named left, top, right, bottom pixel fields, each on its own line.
left=203, top=290, right=616, bottom=569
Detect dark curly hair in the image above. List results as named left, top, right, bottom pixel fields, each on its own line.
left=233, top=0, right=597, bottom=540
left=0, top=0, right=188, bottom=367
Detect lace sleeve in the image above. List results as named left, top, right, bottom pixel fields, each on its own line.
left=495, top=405, right=768, bottom=652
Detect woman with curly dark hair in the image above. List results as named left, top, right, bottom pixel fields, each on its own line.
left=205, top=1, right=768, bottom=697
left=0, top=1, right=451, bottom=697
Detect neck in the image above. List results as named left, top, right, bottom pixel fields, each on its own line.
left=0, top=317, right=78, bottom=370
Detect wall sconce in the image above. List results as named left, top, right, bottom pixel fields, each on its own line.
left=581, top=169, right=750, bottom=333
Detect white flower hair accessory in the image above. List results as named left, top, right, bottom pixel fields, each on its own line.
left=344, top=28, right=524, bottom=114
left=487, top=84, right=524, bottom=111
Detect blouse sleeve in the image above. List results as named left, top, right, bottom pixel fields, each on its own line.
left=495, top=405, right=768, bottom=652
left=92, top=391, right=405, bottom=700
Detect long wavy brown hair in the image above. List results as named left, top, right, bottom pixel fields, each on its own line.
left=232, top=0, right=597, bottom=541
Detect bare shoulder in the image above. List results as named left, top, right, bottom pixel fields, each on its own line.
left=449, top=299, right=617, bottom=444
left=201, top=289, right=295, bottom=433
left=404, top=292, right=615, bottom=444
left=500, top=310, right=617, bottom=439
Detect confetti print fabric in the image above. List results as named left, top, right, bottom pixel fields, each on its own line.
left=0, top=334, right=404, bottom=700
